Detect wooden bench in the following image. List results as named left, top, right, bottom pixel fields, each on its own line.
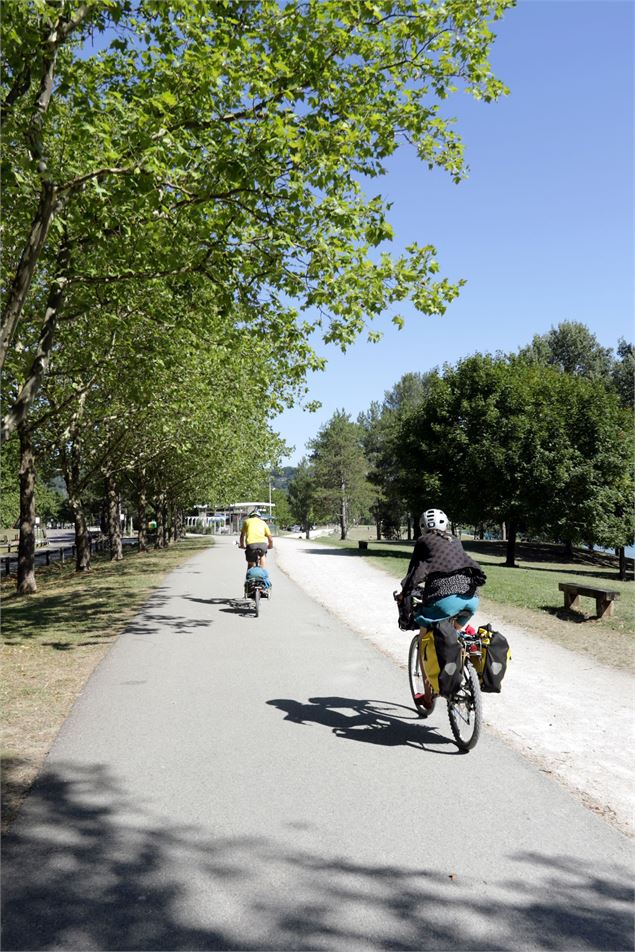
left=558, top=581, right=621, bottom=619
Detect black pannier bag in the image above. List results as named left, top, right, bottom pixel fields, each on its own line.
left=395, top=585, right=426, bottom=631
left=480, top=626, right=511, bottom=693
left=422, top=619, right=463, bottom=698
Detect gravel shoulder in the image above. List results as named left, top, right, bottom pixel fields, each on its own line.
left=275, top=535, right=634, bottom=838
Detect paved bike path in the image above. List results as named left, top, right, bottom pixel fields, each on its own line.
left=275, top=536, right=634, bottom=836
left=2, top=539, right=632, bottom=950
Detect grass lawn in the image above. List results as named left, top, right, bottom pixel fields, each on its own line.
left=316, top=528, right=634, bottom=668
left=1, top=536, right=213, bottom=832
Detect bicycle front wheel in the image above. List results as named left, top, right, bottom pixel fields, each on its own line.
left=447, top=662, right=482, bottom=751
left=408, top=634, right=436, bottom=718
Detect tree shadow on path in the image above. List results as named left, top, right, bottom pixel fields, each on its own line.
left=2, top=761, right=632, bottom=951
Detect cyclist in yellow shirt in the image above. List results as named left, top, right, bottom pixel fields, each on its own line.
left=239, top=509, right=273, bottom=567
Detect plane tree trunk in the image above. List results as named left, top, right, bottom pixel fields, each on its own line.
left=339, top=481, right=348, bottom=540
left=504, top=519, right=518, bottom=568
left=136, top=478, right=148, bottom=552
left=16, top=423, right=37, bottom=595
left=106, top=474, right=123, bottom=561
left=155, top=497, right=165, bottom=548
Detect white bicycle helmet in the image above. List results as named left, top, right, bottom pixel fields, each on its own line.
left=249, top=509, right=262, bottom=517
left=421, top=508, right=449, bottom=531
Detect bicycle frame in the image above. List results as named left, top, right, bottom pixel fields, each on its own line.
left=408, top=624, right=484, bottom=751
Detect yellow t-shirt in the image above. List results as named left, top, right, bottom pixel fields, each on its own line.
left=241, top=517, right=272, bottom=545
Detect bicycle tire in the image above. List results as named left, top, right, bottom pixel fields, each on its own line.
left=408, top=634, right=436, bottom=718
left=447, top=662, right=482, bottom=751
left=254, top=587, right=260, bottom=617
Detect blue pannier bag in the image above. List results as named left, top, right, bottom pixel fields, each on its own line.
left=245, top=566, right=271, bottom=589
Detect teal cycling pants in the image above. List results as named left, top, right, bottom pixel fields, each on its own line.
left=414, top=593, right=479, bottom=627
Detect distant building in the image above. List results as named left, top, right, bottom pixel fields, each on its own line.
left=225, top=503, right=275, bottom=533
left=185, top=502, right=275, bottom=533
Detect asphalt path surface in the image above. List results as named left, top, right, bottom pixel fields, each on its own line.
left=2, top=539, right=633, bottom=951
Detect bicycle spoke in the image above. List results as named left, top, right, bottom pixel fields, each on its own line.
left=447, top=663, right=482, bottom=751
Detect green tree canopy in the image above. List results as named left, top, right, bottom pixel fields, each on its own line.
left=287, top=459, right=320, bottom=537
left=1, top=0, right=517, bottom=589
left=612, top=338, right=635, bottom=409
left=2, top=0, right=513, bottom=443
left=518, top=321, right=614, bottom=380
left=309, top=410, right=372, bottom=539
left=391, top=354, right=633, bottom=565
left=359, top=371, right=435, bottom=537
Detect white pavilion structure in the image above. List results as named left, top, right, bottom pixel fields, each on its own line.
left=185, top=502, right=275, bottom=534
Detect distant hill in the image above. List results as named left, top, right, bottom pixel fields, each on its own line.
left=271, top=466, right=297, bottom=490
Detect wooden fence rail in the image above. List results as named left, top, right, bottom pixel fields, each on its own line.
left=1, top=537, right=138, bottom=577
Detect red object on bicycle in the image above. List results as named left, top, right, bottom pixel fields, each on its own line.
left=464, top=624, right=477, bottom=635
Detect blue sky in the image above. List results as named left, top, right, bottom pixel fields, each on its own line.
left=275, top=0, right=634, bottom=466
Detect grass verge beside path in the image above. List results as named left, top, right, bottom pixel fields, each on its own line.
left=1, top=536, right=213, bottom=833
left=315, top=532, right=634, bottom=669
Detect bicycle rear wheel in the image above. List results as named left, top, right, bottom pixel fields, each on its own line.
left=447, top=662, right=482, bottom=751
left=408, top=634, right=436, bottom=718
left=254, top=588, right=260, bottom=617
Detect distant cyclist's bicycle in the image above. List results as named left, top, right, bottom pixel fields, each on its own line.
left=243, top=547, right=271, bottom=618
left=408, top=627, right=483, bottom=751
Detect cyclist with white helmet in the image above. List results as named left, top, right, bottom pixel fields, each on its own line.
left=399, top=507, right=486, bottom=628
left=239, top=509, right=273, bottom=567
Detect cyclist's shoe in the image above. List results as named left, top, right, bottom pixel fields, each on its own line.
left=414, top=692, right=434, bottom=710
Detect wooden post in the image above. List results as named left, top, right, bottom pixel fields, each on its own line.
left=596, top=596, right=614, bottom=618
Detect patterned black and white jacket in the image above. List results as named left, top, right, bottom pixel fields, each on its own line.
left=401, top=530, right=486, bottom=601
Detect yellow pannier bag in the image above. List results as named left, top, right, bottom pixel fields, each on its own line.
left=471, top=627, right=489, bottom=677
left=419, top=628, right=441, bottom=694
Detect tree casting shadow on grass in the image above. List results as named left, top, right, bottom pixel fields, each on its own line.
left=1, top=583, right=178, bottom=644
left=302, top=546, right=632, bottom=587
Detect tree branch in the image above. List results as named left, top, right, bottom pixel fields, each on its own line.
left=0, top=65, right=32, bottom=119
left=58, top=165, right=135, bottom=192
left=1, top=242, right=71, bottom=445
left=0, top=185, right=70, bottom=370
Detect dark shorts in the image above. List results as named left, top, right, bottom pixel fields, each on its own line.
left=245, top=543, right=268, bottom=562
